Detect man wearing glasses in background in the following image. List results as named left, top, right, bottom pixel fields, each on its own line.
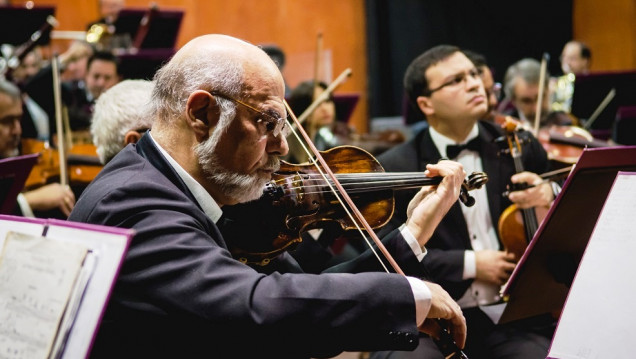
left=463, top=50, right=502, bottom=123
left=371, top=45, right=557, bottom=359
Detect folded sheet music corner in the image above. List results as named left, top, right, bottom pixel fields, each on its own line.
left=0, top=214, right=134, bottom=359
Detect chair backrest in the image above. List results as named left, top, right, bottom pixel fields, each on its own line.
left=612, top=105, right=636, bottom=145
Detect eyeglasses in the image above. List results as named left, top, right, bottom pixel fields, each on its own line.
left=427, top=67, right=482, bottom=95
left=209, top=91, right=290, bottom=138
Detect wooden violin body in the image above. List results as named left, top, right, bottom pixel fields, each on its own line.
left=495, top=117, right=549, bottom=259
left=498, top=204, right=550, bottom=260
left=20, top=138, right=103, bottom=190
left=223, top=145, right=487, bottom=266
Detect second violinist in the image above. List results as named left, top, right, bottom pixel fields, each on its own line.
left=0, top=80, right=75, bottom=218
left=372, top=46, right=557, bottom=359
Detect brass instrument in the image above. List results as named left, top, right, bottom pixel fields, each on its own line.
left=86, top=23, right=111, bottom=45
left=551, top=73, right=576, bottom=113
left=86, top=22, right=132, bottom=52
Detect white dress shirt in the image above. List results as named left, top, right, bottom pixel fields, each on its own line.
left=429, top=124, right=503, bottom=308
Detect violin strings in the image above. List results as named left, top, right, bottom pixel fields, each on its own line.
left=277, top=181, right=432, bottom=196
left=270, top=172, right=440, bottom=196
left=284, top=101, right=391, bottom=274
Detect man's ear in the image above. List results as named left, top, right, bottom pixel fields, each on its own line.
left=416, top=95, right=434, bottom=117
left=123, top=130, right=142, bottom=145
left=186, top=90, right=220, bottom=142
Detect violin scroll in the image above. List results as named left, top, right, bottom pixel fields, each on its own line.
left=458, top=171, right=489, bottom=207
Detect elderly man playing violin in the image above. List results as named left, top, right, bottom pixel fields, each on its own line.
left=0, top=79, right=75, bottom=217
left=372, top=45, right=558, bottom=359
left=69, top=34, right=469, bottom=358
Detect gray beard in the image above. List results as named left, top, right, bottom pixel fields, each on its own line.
left=195, top=130, right=279, bottom=203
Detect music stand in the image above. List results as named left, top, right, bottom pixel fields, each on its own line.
left=114, top=7, right=184, bottom=50
left=333, top=93, right=359, bottom=125
left=500, top=145, right=636, bottom=324
left=570, top=70, right=636, bottom=138
left=0, top=154, right=38, bottom=215
left=0, top=6, right=55, bottom=46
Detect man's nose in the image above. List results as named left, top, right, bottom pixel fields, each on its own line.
left=267, top=132, right=289, bottom=157
left=466, top=74, right=482, bottom=91
left=12, top=118, right=22, bottom=135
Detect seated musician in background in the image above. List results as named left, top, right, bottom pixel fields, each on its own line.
left=69, top=34, right=468, bottom=358
left=5, top=46, right=50, bottom=142
left=551, top=40, right=592, bottom=113
left=8, top=42, right=94, bottom=143
left=91, top=79, right=153, bottom=164
left=87, top=0, right=126, bottom=29
left=60, top=40, right=94, bottom=83
left=0, top=80, right=75, bottom=217
left=560, top=40, right=591, bottom=76
left=463, top=50, right=501, bottom=123
left=23, top=50, right=121, bottom=142
left=499, top=58, right=563, bottom=129
left=285, top=79, right=352, bottom=163
left=371, top=45, right=557, bottom=359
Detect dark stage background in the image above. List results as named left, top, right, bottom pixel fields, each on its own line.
left=365, top=0, right=573, bottom=124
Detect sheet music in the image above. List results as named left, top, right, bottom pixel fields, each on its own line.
left=44, top=223, right=131, bottom=359
left=548, top=173, right=636, bottom=358
left=0, top=232, right=88, bottom=359
left=49, top=252, right=97, bottom=359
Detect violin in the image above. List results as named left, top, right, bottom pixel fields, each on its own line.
left=496, top=118, right=551, bottom=260
left=224, top=145, right=488, bottom=265
left=492, top=112, right=605, bottom=168
left=223, top=145, right=480, bottom=358
left=21, top=138, right=60, bottom=190
left=536, top=111, right=610, bottom=167
left=20, top=138, right=103, bottom=190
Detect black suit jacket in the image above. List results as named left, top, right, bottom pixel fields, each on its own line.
left=69, top=133, right=428, bottom=358
left=377, top=121, right=549, bottom=299
left=23, top=66, right=93, bottom=134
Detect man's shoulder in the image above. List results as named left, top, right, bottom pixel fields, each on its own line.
left=70, top=146, right=168, bottom=219
left=377, top=127, right=429, bottom=170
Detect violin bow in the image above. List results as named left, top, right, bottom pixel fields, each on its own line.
left=51, top=54, right=69, bottom=187
left=285, top=99, right=398, bottom=272
left=313, top=32, right=323, bottom=91
left=284, top=97, right=468, bottom=357
left=297, top=68, right=352, bottom=126
left=533, top=53, right=549, bottom=136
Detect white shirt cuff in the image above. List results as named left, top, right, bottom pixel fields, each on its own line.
left=399, top=224, right=428, bottom=261
left=16, top=193, right=35, bottom=218
left=406, top=276, right=432, bottom=327
left=463, top=250, right=476, bottom=280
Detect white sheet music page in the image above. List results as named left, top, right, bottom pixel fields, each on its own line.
left=0, top=231, right=88, bottom=359
left=548, top=172, right=636, bottom=358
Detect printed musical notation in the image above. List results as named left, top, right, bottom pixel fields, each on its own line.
left=0, top=232, right=88, bottom=359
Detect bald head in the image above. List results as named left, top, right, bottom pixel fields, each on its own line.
left=150, top=34, right=284, bottom=123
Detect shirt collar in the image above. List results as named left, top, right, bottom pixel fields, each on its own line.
left=147, top=132, right=223, bottom=223
left=429, top=123, right=479, bottom=158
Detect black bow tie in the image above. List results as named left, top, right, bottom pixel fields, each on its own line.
left=446, top=137, right=481, bottom=159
